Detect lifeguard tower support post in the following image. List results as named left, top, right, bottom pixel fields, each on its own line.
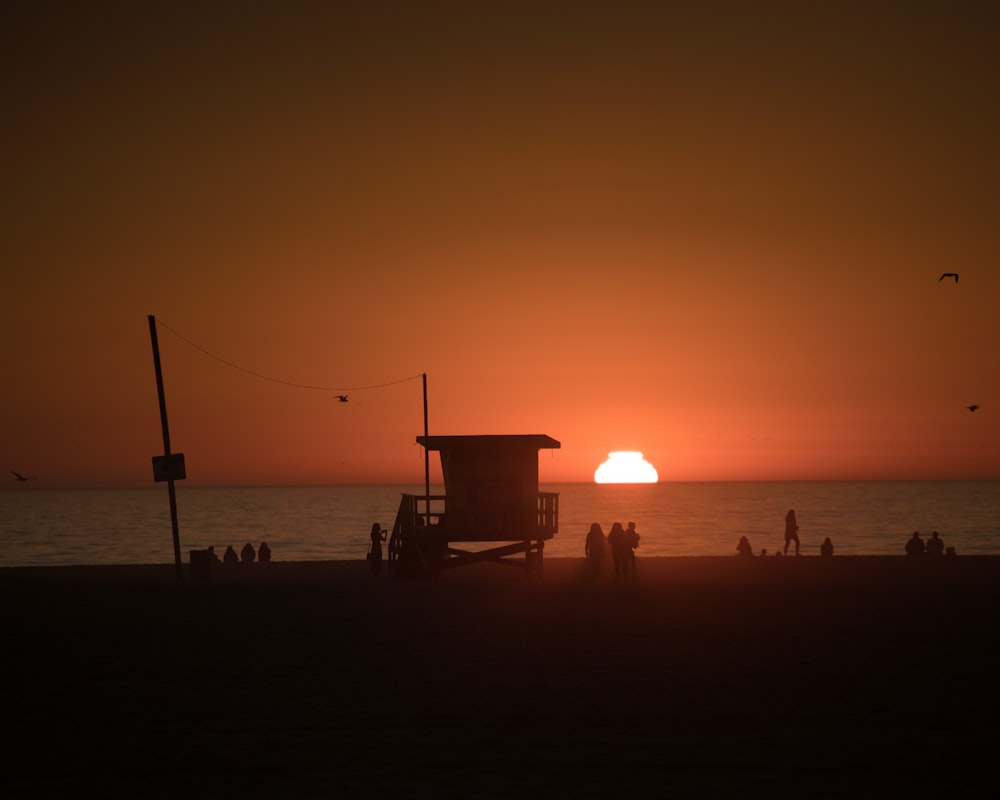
left=388, top=434, right=560, bottom=577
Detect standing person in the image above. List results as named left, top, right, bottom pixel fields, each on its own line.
left=607, top=522, right=627, bottom=581
left=625, top=522, right=640, bottom=578
left=784, top=509, right=800, bottom=556
left=584, top=522, right=605, bottom=579
left=368, top=522, right=387, bottom=574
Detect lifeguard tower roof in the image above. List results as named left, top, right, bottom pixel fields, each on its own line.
left=417, top=434, right=560, bottom=451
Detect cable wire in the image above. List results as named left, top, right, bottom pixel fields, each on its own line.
left=154, top=317, right=423, bottom=392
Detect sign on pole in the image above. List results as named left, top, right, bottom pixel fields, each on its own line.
left=152, top=453, right=187, bottom=482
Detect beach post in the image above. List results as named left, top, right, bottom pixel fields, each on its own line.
left=148, top=315, right=184, bottom=581
left=423, top=372, right=430, bottom=526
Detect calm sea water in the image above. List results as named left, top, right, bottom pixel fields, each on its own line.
left=1, top=481, right=998, bottom=567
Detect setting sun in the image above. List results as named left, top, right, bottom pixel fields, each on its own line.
left=594, top=451, right=659, bottom=484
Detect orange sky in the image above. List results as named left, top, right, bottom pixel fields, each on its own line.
left=2, top=1, right=998, bottom=489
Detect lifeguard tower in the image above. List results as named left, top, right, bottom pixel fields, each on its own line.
left=388, top=434, right=560, bottom=577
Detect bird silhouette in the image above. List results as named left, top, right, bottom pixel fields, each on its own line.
left=335, top=395, right=349, bottom=403
left=938, top=273, right=959, bottom=283
left=966, top=404, right=980, bottom=412
left=11, top=470, right=36, bottom=482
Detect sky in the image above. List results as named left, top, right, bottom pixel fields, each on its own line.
left=3, top=0, right=999, bottom=489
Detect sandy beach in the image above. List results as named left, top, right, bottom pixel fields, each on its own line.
left=4, top=556, right=999, bottom=798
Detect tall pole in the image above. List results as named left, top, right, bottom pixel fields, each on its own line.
left=423, top=373, right=430, bottom=525
left=149, top=315, right=183, bottom=580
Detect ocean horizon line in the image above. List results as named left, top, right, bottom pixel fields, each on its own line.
left=3, top=476, right=998, bottom=493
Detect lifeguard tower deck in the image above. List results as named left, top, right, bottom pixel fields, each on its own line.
left=388, top=434, right=560, bottom=577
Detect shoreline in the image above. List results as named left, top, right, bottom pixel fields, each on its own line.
left=2, top=553, right=997, bottom=584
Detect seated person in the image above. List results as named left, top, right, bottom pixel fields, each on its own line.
left=820, top=537, right=834, bottom=557
left=905, top=531, right=925, bottom=556
left=258, top=541, right=272, bottom=563
left=736, top=535, right=754, bottom=557
left=926, top=531, right=945, bottom=557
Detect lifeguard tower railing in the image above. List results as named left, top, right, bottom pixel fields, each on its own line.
left=388, top=491, right=559, bottom=576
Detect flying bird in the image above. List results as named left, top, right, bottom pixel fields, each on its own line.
left=335, top=395, right=349, bottom=403
left=966, top=404, right=980, bottom=412
left=11, top=470, right=36, bottom=482
left=938, top=273, right=959, bottom=283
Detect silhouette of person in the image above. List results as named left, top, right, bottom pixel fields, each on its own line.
left=625, top=522, right=640, bottom=578
left=905, top=531, right=926, bottom=556
left=258, top=541, right=272, bottom=563
left=607, top=522, right=628, bottom=580
left=820, top=536, right=834, bottom=557
left=736, top=535, right=754, bottom=557
left=584, top=522, right=605, bottom=578
left=240, top=542, right=256, bottom=564
left=369, top=522, right=387, bottom=573
left=784, top=509, right=800, bottom=556
left=223, top=545, right=238, bottom=565
left=207, top=545, right=222, bottom=566
left=927, top=530, right=945, bottom=557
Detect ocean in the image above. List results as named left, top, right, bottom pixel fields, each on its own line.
left=1, top=481, right=998, bottom=567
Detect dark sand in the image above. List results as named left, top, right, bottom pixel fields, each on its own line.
left=4, top=556, right=999, bottom=798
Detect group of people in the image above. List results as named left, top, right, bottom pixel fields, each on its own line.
left=905, top=530, right=953, bottom=556
left=735, top=510, right=957, bottom=558
left=585, top=521, right=640, bottom=580
left=366, top=510, right=959, bottom=573
left=737, top=509, right=835, bottom=557
left=208, top=541, right=272, bottom=566
left=737, top=533, right=834, bottom=557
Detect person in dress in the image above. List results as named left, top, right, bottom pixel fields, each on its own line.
left=584, top=522, right=605, bottom=579
left=368, top=522, right=387, bottom=574
left=607, top=522, right=628, bottom=580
